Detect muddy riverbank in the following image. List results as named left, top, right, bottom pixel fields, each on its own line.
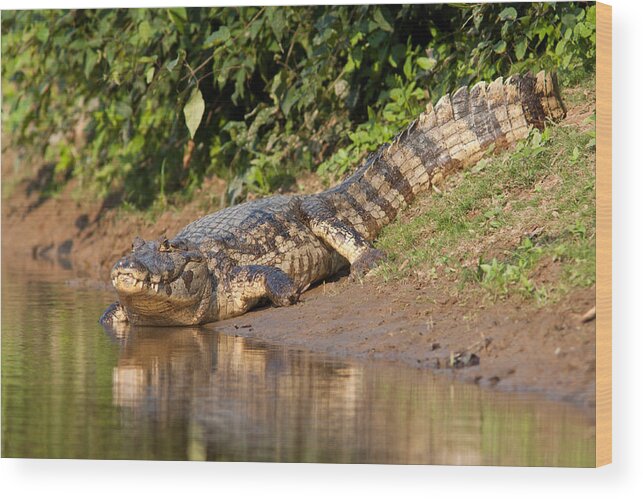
left=1, top=161, right=596, bottom=406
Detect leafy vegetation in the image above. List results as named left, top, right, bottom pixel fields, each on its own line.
left=375, top=78, right=596, bottom=303
left=2, top=3, right=596, bottom=207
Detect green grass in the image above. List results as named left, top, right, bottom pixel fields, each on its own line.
left=374, top=78, right=596, bottom=305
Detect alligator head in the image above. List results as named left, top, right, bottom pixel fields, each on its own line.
left=108, top=236, right=215, bottom=326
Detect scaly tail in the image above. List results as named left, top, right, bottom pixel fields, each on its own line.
left=318, top=70, right=566, bottom=241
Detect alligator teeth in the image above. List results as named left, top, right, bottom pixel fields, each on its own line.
left=153, top=283, right=159, bottom=293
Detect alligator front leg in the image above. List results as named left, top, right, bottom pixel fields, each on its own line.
left=100, top=301, right=129, bottom=326
left=300, top=198, right=385, bottom=276
left=220, top=265, right=301, bottom=319
left=99, top=301, right=132, bottom=340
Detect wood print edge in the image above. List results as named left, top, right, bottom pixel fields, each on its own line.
left=595, top=1, right=612, bottom=467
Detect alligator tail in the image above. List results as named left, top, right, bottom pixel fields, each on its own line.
left=318, top=70, right=566, bottom=240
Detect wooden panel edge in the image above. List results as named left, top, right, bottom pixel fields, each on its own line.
left=595, top=1, right=612, bottom=467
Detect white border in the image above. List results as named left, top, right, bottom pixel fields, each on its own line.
left=1, top=0, right=642, bottom=497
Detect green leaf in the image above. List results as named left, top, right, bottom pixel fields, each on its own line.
left=110, top=70, right=121, bottom=85
left=389, top=88, right=404, bottom=102
left=350, top=32, right=364, bottom=47
left=351, top=47, right=363, bottom=68
left=145, top=66, right=155, bottom=84
left=249, top=18, right=264, bottom=40
left=493, top=40, right=507, bottom=54
left=416, top=57, right=436, bottom=70
left=586, top=5, right=596, bottom=26
left=169, top=7, right=187, bottom=22
left=403, top=57, right=413, bottom=80
left=561, top=13, right=576, bottom=27
left=499, top=7, right=517, bottom=21
left=514, top=39, right=527, bottom=60
left=343, top=56, right=356, bottom=74
left=84, top=50, right=98, bottom=79
left=575, top=22, right=593, bottom=39
left=166, top=54, right=180, bottom=71
left=204, top=25, right=230, bottom=47
left=281, top=87, right=298, bottom=117
left=115, top=101, right=132, bottom=119
left=168, top=7, right=187, bottom=33
left=183, top=87, right=205, bottom=139
left=139, top=20, right=152, bottom=43
left=270, top=8, right=286, bottom=41
left=35, top=25, right=49, bottom=43
left=373, top=8, right=393, bottom=32
left=368, top=30, right=387, bottom=48
left=555, top=39, right=566, bottom=56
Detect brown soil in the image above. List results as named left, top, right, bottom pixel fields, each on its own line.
left=211, top=280, right=595, bottom=406
left=1, top=138, right=596, bottom=408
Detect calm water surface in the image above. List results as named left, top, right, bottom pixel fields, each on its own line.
left=2, top=258, right=595, bottom=465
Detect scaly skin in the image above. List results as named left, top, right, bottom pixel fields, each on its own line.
left=101, top=71, right=566, bottom=329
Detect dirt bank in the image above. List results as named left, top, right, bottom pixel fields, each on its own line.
left=1, top=182, right=596, bottom=408
left=1, top=116, right=596, bottom=408
left=213, top=279, right=595, bottom=405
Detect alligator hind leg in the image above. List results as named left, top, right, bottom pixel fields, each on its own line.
left=299, top=198, right=385, bottom=276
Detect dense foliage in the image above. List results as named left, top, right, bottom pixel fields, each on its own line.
left=1, top=3, right=596, bottom=208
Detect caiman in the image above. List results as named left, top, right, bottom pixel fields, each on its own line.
left=100, top=71, right=565, bottom=328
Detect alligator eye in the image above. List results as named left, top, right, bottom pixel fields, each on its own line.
left=159, top=238, right=171, bottom=252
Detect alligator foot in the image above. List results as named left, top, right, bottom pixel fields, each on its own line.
left=230, top=265, right=301, bottom=311
left=267, top=280, right=300, bottom=307
left=351, top=248, right=386, bottom=278
left=99, top=301, right=131, bottom=341
left=100, top=301, right=129, bottom=325
left=263, top=267, right=300, bottom=307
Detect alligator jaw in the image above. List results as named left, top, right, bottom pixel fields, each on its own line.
left=112, top=270, right=168, bottom=296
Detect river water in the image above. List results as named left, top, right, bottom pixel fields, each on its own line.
left=1, top=258, right=595, bottom=465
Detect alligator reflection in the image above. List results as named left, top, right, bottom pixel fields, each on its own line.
left=112, top=327, right=595, bottom=465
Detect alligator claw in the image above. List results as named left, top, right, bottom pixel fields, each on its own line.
left=271, top=284, right=300, bottom=307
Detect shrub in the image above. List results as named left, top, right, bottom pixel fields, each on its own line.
left=1, top=3, right=596, bottom=207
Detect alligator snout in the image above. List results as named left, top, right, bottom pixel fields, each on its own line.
left=112, top=255, right=149, bottom=279
left=111, top=256, right=151, bottom=294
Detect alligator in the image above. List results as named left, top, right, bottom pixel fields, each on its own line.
left=100, top=71, right=565, bottom=328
